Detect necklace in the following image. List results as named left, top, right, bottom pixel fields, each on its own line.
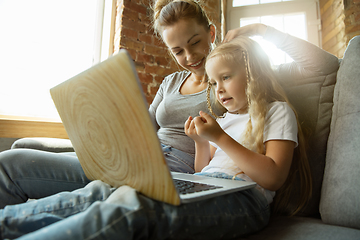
left=198, top=76, right=207, bottom=84
left=190, top=73, right=206, bottom=84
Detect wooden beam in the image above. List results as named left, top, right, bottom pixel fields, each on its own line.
left=0, top=115, right=68, bottom=139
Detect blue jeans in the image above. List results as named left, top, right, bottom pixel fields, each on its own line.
left=0, top=175, right=270, bottom=240
left=0, top=145, right=194, bottom=208
left=161, top=144, right=195, bottom=174
left=0, top=149, right=91, bottom=209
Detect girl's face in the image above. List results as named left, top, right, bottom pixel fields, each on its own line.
left=162, top=19, right=215, bottom=77
left=206, top=57, right=248, bottom=114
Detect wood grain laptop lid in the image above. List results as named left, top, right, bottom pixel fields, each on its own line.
left=50, top=50, right=180, bottom=205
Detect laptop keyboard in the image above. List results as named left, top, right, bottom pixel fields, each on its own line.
left=173, top=179, right=223, bottom=195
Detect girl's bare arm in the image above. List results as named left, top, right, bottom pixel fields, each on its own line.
left=214, top=133, right=294, bottom=191
left=184, top=116, right=212, bottom=172
left=195, top=111, right=294, bottom=191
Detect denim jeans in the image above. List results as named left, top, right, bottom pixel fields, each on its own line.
left=0, top=175, right=270, bottom=240
left=0, top=145, right=195, bottom=208
left=161, top=144, right=195, bottom=174
left=0, top=149, right=91, bottom=209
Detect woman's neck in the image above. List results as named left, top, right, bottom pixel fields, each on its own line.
left=179, top=73, right=207, bottom=95
left=191, top=73, right=206, bottom=84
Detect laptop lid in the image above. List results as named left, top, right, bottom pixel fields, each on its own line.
left=50, top=50, right=181, bottom=205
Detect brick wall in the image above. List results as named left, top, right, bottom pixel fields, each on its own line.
left=344, top=0, right=360, bottom=43
left=320, top=0, right=360, bottom=58
left=113, top=0, right=221, bottom=104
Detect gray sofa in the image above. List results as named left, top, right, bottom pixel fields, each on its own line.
left=11, top=36, right=360, bottom=239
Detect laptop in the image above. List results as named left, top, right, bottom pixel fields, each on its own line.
left=50, top=49, right=256, bottom=205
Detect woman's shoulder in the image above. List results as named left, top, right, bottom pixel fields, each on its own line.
left=160, top=70, right=190, bottom=92
left=163, top=70, right=190, bottom=84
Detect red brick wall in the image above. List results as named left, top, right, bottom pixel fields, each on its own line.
left=113, top=0, right=221, bottom=104
left=320, top=0, right=360, bottom=58
left=344, top=0, right=360, bottom=43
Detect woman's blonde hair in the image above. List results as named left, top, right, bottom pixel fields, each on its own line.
left=152, top=0, right=212, bottom=36
left=206, top=36, right=312, bottom=216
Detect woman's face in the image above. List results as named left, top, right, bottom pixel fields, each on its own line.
left=162, top=19, right=215, bottom=77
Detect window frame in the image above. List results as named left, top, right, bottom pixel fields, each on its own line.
left=0, top=115, right=68, bottom=139
left=226, top=0, right=321, bottom=47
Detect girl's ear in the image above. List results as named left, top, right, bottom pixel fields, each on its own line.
left=209, top=24, right=216, bottom=43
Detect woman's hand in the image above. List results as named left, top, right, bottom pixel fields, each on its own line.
left=223, top=23, right=268, bottom=42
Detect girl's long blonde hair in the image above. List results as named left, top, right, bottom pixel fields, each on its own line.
left=206, top=36, right=312, bottom=216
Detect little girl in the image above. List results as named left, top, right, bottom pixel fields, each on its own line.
left=185, top=35, right=312, bottom=215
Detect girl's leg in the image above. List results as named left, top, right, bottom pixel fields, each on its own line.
left=0, top=149, right=91, bottom=208
left=6, top=187, right=269, bottom=240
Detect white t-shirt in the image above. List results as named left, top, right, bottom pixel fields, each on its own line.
left=201, top=101, right=298, bottom=203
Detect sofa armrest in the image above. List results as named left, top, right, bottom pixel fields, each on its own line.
left=11, top=137, right=74, bottom=153
left=320, top=35, right=360, bottom=229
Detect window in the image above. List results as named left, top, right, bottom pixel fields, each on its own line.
left=0, top=0, right=115, bottom=120
left=227, top=0, right=320, bottom=65
left=233, top=0, right=293, bottom=7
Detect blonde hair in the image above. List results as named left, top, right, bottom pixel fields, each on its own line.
left=152, top=0, right=212, bottom=37
left=206, top=36, right=312, bottom=216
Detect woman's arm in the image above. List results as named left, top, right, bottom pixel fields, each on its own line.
left=263, top=25, right=339, bottom=78
left=225, top=23, right=339, bottom=79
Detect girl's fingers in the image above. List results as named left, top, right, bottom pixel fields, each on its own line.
left=193, top=116, right=206, bottom=126
left=184, top=116, right=193, bottom=134
left=199, top=111, right=213, bottom=123
left=184, top=116, right=191, bottom=127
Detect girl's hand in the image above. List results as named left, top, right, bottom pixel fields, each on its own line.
left=223, top=23, right=267, bottom=42
left=190, top=111, right=225, bottom=143
left=185, top=112, right=217, bottom=172
left=185, top=116, right=207, bottom=144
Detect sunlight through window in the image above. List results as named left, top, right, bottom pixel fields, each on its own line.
left=0, top=0, right=113, bottom=119
left=233, top=0, right=294, bottom=7
left=240, top=13, right=307, bottom=65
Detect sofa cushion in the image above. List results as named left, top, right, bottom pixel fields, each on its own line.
left=279, top=71, right=337, bottom=216
left=277, top=59, right=338, bottom=216
left=240, top=216, right=360, bottom=240
left=11, top=137, right=74, bottom=153
left=320, top=35, right=360, bottom=229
